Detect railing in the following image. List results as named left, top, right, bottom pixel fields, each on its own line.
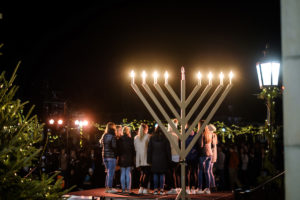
left=234, top=171, right=285, bottom=200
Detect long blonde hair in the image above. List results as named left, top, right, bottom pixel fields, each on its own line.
left=138, top=123, right=148, bottom=140
left=203, top=126, right=212, bottom=144
left=122, top=126, right=131, bottom=138
left=104, top=122, right=116, bottom=135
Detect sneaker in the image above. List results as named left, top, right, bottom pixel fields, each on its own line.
left=167, top=188, right=177, bottom=194
left=196, top=189, right=204, bottom=194
left=160, top=190, right=165, bottom=195
left=153, top=190, right=158, bottom=195
left=138, top=187, right=143, bottom=194
left=107, top=188, right=118, bottom=193
left=205, top=188, right=211, bottom=194
left=190, top=189, right=196, bottom=194
left=143, top=189, right=149, bottom=194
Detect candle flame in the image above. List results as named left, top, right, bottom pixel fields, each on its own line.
left=197, top=72, right=202, bottom=80
left=130, top=70, right=135, bottom=78
left=164, top=71, right=169, bottom=79
left=219, top=72, right=224, bottom=79
left=229, top=71, right=234, bottom=79
left=142, top=71, right=147, bottom=79
left=153, top=71, right=159, bottom=79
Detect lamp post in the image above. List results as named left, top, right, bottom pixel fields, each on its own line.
left=256, top=45, right=281, bottom=142
left=75, top=120, right=89, bottom=148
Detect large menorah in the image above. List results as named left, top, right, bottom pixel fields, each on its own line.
left=130, top=67, right=233, bottom=200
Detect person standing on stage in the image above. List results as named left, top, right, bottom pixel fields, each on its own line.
left=134, top=123, right=151, bottom=194
left=117, top=126, right=135, bottom=193
left=208, top=124, right=218, bottom=190
left=147, top=125, right=172, bottom=195
left=197, top=122, right=213, bottom=194
left=99, top=122, right=118, bottom=193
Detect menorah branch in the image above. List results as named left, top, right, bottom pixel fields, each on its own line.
left=131, top=83, right=181, bottom=155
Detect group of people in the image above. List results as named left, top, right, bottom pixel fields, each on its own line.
left=99, top=120, right=218, bottom=195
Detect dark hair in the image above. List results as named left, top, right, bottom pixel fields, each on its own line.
left=153, top=125, right=165, bottom=140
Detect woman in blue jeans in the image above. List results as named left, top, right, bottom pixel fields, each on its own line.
left=100, top=122, right=118, bottom=193
left=197, top=124, right=213, bottom=194
left=117, top=126, right=135, bottom=193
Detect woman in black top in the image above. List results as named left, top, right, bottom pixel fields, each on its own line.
left=117, top=126, right=135, bottom=193
left=147, top=126, right=171, bottom=195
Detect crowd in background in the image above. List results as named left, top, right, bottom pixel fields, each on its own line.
left=36, top=121, right=275, bottom=195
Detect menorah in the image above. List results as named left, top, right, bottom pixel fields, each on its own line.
left=130, top=67, right=233, bottom=200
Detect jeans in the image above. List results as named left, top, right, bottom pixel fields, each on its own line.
left=198, top=156, right=212, bottom=189
left=153, top=173, right=165, bottom=190
left=209, top=162, right=215, bottom=187
left=103, top=158, right=116, bottom=188
left=121, top=167, right=132, bottom=190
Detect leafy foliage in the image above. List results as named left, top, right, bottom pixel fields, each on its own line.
left=0, top=65, right=71, bottom=199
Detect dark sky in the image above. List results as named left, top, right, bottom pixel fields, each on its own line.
left=0, top=1, right=281, bottom=124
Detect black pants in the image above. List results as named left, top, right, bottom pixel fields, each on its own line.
left=139, top=166, right=151, bottom=188
left=166, top=161, right=180, bottom=188
left=187, top=161, right=198, bottom=188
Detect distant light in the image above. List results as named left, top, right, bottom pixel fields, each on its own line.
left=49, top=119, right=55, bottom=125
left=222, top=128, right=226, bottom=132
left=75, top=120, right=79, bottom=125
left=83, top=120, right=88, bottom=126
left=58, top=119, right=63, bottom=125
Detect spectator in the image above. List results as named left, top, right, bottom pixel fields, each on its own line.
left=228, top=145, right=241, bottom=189
left=216, top=145, right=226, bottom=190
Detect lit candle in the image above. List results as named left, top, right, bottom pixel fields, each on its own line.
left=208, top=72, right=213, bottom=85
left=130, top=70, right=135, bottom=84
left=164, top=71, right=169, bottom=84
left=142, top=71, right=147, bottom=84
left=219, top=72, right=224, bottom=85
left=153, top=71, right=158, bottom=84
left=197, top=71, right=202, bottom=85
left=229, top=71, right=233, bottom=84
left=181, top=67, right=185, bottom=80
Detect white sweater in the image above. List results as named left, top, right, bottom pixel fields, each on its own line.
left=134, top=134, right=150, bottom=167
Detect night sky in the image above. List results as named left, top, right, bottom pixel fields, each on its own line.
left=0, top=1, right=281, bottom=124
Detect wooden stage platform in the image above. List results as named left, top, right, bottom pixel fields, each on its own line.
left=66, top=188, right=234, bottom=200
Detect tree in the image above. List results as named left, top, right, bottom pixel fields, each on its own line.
left=0, top=64, right=70, bottom=199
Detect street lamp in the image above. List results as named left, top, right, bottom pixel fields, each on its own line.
left=256, top=45, right=281, bottom=138
left=74, top=119, right=89, bottom=148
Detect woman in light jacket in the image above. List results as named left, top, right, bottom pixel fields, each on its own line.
left=134, top=123, right=150, bottom=194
